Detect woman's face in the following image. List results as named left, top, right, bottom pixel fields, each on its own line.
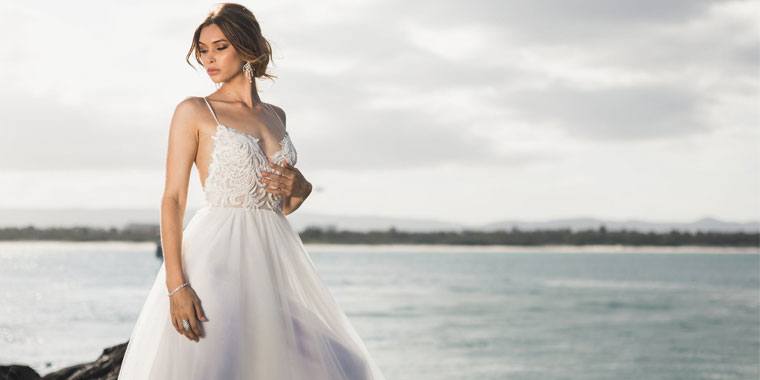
left=198, top=24, right=241, bottom=82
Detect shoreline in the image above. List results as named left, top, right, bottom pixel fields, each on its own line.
left=0, top=240, right=756, bottom=254
left=304, top=243, right=759, bottom=254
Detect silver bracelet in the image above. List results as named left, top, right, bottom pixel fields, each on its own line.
left=168, top=281, right=190, bottom=297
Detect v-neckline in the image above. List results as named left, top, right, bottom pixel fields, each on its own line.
left=202, top=96, right=290, bottom=163
left=216, top=123, right=289, bottom=163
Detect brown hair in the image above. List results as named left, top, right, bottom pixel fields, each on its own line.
left=185, top=3, right=277, bottom=81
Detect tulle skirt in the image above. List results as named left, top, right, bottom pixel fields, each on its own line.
left=117, top=205, right=386, bottom=380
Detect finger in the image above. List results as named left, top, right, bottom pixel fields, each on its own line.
left=188, top=314, right=202, bottom=340
left=177, top=317, right=190, bottom=338
left=273, top=185, right=290, bottom=196
left=192, top=304, right=206, bottom=338
left=270, top=188, right=288, bottom=196
left=264, top=168, right=293, bottom=182
left=194, top=300, right=209, bottom=322
left=171, top=315, right=180, bottom=334
left=278, top=164, right=295, bottom=177
left=261, top=171, right=280, bottom=182
left=265, top=178, right=282, bottom=191
left=276, top=184, right=291, bottom=196
left=263, top=175, right=289, bottom=194
left=176, top=315, right=187, bottom=337
left=183, top=318, right=198, bottom=341
left=270, top=160, right=292, bottom=173
left=182, top=325, right=194, bottom=340
left=177, top=310, right=196, bottom=340
left=173, top=313, right=185, bottom=335
left=269, top=159, right=285, bottom=168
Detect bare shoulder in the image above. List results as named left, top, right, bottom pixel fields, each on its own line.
left=175, top=96, right=209, bottom=116
left=266, top=103, right=287, bottom=127
left=172, top=96, right=211, bottom=125
left=166, top=96, right=210, bottom=139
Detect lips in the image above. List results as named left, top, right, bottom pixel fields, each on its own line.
left=207, top=69, right=220, bottom=74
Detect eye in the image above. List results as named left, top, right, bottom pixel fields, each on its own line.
left=199, top=46, right=227, bottom=54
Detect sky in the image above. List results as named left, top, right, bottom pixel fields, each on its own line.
left=0, top=0, right=757, bottom=226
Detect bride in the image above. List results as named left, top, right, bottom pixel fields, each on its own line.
left=117, top=3, right=387, bottom=379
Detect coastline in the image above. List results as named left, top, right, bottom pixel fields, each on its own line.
left=0, top=240, right=756, bottom=254
left=304, top=243, right=760, bottom=254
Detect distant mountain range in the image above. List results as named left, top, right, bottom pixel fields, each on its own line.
left=480, top=216, right=759, bottom=234
left=0, top=208, right=756, bottom=233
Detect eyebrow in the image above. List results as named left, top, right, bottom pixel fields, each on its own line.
left=198, top=39, right=228, bottom=46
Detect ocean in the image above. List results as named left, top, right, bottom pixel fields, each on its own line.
left=0, top=242, right=757, bottom=379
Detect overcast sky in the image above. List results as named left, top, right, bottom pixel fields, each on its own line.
left=0, top=0, right=757, bottom=225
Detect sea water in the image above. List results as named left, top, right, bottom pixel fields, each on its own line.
left=0, top=242, right=757, bottom=379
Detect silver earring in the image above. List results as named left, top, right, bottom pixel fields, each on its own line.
left=243, top=61, right=253, bottom=83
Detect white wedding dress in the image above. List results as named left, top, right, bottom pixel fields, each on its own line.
left=117, top=97, right=386, bottom=380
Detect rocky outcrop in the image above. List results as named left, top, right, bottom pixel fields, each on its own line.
left=0, top=341, right=127, bottom=380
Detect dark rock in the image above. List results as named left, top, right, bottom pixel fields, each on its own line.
left=0, top=365, right=41, bottom=380
left=0, top=341, right=128, bottom=380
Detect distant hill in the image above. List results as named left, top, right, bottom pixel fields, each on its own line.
left=0, top=208, right=756, bottom=233
left=480, top=217, right=760, bottom=233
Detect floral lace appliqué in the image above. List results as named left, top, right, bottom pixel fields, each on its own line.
left=203, top=125, right=297, bottom=212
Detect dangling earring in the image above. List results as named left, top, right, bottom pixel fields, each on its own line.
left=242, top=61, right=253, bottom=83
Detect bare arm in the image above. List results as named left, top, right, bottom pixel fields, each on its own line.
left=282, top=175, right=312, bottom=215
left=161, top=97, right=199, bottom=292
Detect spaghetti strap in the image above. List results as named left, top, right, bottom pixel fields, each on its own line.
left=202, top=96, right=220, bottom=126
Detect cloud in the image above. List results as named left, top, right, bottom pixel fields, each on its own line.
left=0, top=0, right=756, bottom=223
left=0, top=91, right=165, bottom=170
left=0, top=0, right=756, bottom=170
left=503, top=82, right=712, bottom=141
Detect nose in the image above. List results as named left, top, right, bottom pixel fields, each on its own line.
left=203, top=51, right=216, bottom=64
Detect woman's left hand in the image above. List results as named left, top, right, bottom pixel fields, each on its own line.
left=261, top=160, right=311, bottom=199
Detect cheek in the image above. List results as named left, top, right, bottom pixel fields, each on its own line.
left=221, top=49, right=236, bottom=60
left=220, top=52, right=238, bottom=68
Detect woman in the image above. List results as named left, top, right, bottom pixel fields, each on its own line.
left=117, top=4, right=386, bottom=379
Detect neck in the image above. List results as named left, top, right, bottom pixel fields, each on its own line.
left=216, top=72, right=262, bottom=109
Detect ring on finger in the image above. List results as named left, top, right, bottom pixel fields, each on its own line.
left=182, top=319, right=191, bottom=331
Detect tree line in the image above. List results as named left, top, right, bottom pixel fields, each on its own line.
left=0, top=224, right=757, bottom=247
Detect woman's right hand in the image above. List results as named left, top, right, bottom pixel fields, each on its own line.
left=169, top=285, right=208, bottom=342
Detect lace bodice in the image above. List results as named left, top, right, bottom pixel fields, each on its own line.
left=201, top=97, right=297, bottom=213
